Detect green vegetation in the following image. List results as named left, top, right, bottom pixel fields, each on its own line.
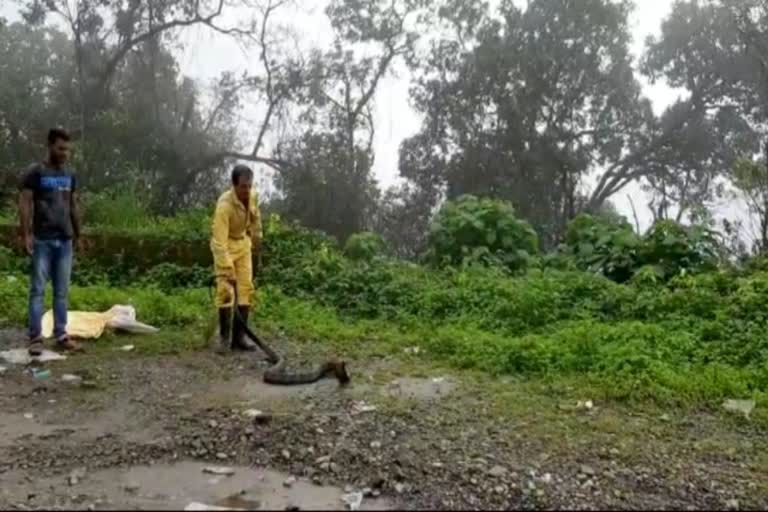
left=1, top=195, right=767, bottom=413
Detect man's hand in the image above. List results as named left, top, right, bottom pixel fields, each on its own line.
left=22, top=234, right=33, bottom=256
left=74, top=237, right=87, bottom=254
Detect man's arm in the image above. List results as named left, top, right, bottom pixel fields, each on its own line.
left=211, top=199, right=235, bottom=279
left=18, top=190, right=33, bottom=245
left=18, top=169, right=36, bottom=255
left=70, top=186, right=82, bottom=241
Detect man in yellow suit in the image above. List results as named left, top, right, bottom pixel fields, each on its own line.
left=210, top=165, right=262, bottom=353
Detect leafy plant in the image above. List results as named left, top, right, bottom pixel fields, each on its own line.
left=425, top=195, right=539, bottom=272
left=640, top=220, right=719, bottom=280
left=344, top=232, right=387, bottom=261
left=561, top=213, right=641, bottom=282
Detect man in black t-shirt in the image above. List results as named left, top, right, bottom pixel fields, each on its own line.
left=18, top=128, right=83, bottom=356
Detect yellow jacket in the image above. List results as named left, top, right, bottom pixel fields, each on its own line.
left=210, top=188, right=262, bottom=273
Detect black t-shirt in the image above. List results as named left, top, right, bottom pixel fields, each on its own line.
left=21, top=163, right=76, bottom=240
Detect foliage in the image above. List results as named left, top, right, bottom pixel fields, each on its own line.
left=640, top=220, right=719, bottom=280
left=561, top=213, right=641, bottom=283
left=344, top=232, right=387, bottom=261
left=732, top=156, right=768, bottom=253
left=426, top=195, right=539, bottom=272
left=560, top=214, right=720, bottom=283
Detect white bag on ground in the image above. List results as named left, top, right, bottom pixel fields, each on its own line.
left=104, top=305, right=159, bottom=334
left=42, top=304, right=159, bottom=339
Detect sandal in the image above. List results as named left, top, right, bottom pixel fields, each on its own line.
left=56, top=336, right=83, bottom=353
left=28, top=338, right=44, bottom=357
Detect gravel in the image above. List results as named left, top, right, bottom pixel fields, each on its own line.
left=0, top=330, right=766, bottom=510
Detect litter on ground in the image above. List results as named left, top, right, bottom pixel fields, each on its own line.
left=184, top=503, right=243, bottom=511
left=202, top=466, right=236, bottom=476
left=0, top=349, right=66, bottom=365
left=723, top=399, right=755, bottom=419
left=351, top=401, right=377, bottom=415
left=341, top=491, right=364, bottom=510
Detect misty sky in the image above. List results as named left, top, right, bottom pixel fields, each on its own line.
left=1, top=0, right=752, bottom=236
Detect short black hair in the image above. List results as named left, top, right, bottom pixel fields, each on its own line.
left=231, top=164, right=253, bottom=185
left=47, top=128, right=70, bottom=145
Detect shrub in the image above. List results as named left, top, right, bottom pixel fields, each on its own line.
left=639, top=220, right=719, bottom=280
left=561, top=213, right=641, bottom=283
left=344, top=232, right=387, bottom=261
left=425, top=195, right=539, bottom=272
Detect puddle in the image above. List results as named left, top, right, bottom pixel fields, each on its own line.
left=9, top=461, right=391, bottom=510
left=204, top=376, right=348, bottom=409
left=0, top=413, right=94, bottom=448
left=383, top=377, right=455, bottom=401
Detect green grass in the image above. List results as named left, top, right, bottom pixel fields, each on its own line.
left=2, top=273, right=767, bottom=410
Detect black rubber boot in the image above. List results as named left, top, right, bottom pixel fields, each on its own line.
left=233, top=306, right=258, bottom=351
left=215, top=308, right=232, bottom=354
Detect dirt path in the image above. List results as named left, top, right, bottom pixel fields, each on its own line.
left=1, top=328, right=767, bottom=511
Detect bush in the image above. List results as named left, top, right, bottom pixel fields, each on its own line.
left=561, top=213, right=641, bottom=283
left=2, top=202, right=768, bottom=406
left=640, top=220, right=719, bottom=280
left=426, top=195, right=539, bottom=272
left=344, top=232, right=387, bottom=261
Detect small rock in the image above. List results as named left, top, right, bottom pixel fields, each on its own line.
left=283, top=476, right=297, bottom=488
left=68, top=468, right=86, bottom=486
left=726, top=499, right=740, bottom=510
left=660, top=414, right=671, bottom=422
left=394, top=483, right=405, bottom=494
left=541, top=473, right=552, bottom=484
left=315, top=455, right=331, bottom=464
left=370, top=441, right=381, bottom=449
left=580, top=465, right=596, bottom=476
left=488, top=465, right=508, bottom=477
left=282, top=450, right=291, bottom=460
left=208, top=420, right=218, bottom=428
left=216, top=452, right=228, bottom=460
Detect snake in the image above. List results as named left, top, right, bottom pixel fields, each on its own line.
left=225, top=281, right=350, bottom=386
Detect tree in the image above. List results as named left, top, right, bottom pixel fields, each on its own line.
left=402, top=0, right=761, bottom=246
left=641, top=0, right=763, bottom=224
left=272, top=0, right=429, bottom=242
left=372, top=182, right=435, bottom=259
left=733, top=150, right=768, bottom=253
left=403, top=0, right=659, bottom=246
left=6, top=0, right=298, bottom=211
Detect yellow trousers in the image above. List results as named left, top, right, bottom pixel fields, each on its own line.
left=213, top=238, right=254, bottom=308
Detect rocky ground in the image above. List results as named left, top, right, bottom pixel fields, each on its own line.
left=1, top=327, right=767, bottom=511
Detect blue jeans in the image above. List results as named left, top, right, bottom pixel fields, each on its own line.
left=28, top=239, right=73, bottom=341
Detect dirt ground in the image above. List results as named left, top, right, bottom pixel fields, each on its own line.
left=1, top=328, right=767, bottom=511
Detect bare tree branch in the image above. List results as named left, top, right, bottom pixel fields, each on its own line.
left=251, top=0, right=287, bottom=157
